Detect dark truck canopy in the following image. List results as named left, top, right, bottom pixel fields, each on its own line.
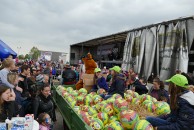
left=70, top=16, right=194, bottom=80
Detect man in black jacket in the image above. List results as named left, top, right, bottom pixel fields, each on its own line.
left=62, top=65, right=76, bottom=85
left=18, top=65, right=31, bottom=97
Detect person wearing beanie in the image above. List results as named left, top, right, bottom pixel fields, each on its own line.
left=146, top=74, right=194, bottom=130
left=36, top=74, right=50, bottom=93
left=36, top=74, right=44, bottom=83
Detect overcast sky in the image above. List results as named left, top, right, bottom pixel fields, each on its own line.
left=0, top=0, right=194, bottom=59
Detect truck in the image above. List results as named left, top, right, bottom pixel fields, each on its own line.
left=70, top=16, right=194, bottom=81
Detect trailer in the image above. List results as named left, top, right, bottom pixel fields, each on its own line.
left=70, top=16, right=194, bottom=81
left=52, top=85, right=92, bottom=130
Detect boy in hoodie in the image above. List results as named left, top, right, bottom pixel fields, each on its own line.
left=101, top=66, right=126, bottom=99
left=146, top=74, right=194, bottom=130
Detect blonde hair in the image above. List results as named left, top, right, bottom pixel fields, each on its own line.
left=7, top=73, right=18, bottom=85
left=2, top=58, right=14, bottom=68
left=189, top=85, right=194, bottom=93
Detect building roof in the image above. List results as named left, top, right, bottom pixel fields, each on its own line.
left=40, top=50, right=68, bottom=54
left=71, top=31, right=128, bottom=47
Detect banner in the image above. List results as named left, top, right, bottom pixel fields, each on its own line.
left=40, top=51, right=52, bottom=61
left=97, top=44, right=115, bottom=55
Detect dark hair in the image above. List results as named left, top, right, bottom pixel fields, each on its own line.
left=21, top=65, right=29, bottom=73
left=181, top=72, right=194, bottom=85
left=93, top=73, right=98, bottom=85
left=111, top=71, right=120, bottom=82
left=175, top=69, right=181, bottom=74
left=153, top=77, right=160, bottom=84
left=0, top=84, right=10, bottom=99
left=159, top=81, right=165, bottom=89
left=40, top=83, right=50, bottom=91
left=37, top=113, right=47, bottom=124
left=15, top=62, right=23, bottom=67
left=153, top=77, right=164, bottom=89
left=168, top=82, right=187, bottom=110
left=0, top=84, right=11, bottom=112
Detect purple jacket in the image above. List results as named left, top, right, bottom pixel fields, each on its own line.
left=92, top=77, right=109, bottom=91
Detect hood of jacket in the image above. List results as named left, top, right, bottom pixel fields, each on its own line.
left=180, top=91, right=194, bottom=105
left=116, top=74, right=126, bottom=81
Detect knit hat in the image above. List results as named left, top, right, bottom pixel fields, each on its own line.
left=166, top=74, right=189, bottom=88
left=36, top=74, right=44, bottom=82
left=110, top=66, right=121, bottom=73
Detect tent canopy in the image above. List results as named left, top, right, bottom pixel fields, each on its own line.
left=0, top=39, right=17, bottom=60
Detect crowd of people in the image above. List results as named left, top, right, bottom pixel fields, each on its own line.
left=1, top=56, right=194, bottom=129
left=0, top=58, right=60, bottom=130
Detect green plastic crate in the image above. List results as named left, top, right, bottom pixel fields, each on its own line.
left=52, top=86, right=92, bottom=130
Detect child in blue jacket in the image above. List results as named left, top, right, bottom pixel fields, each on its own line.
left=90, top=68, right=109, bottom=92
